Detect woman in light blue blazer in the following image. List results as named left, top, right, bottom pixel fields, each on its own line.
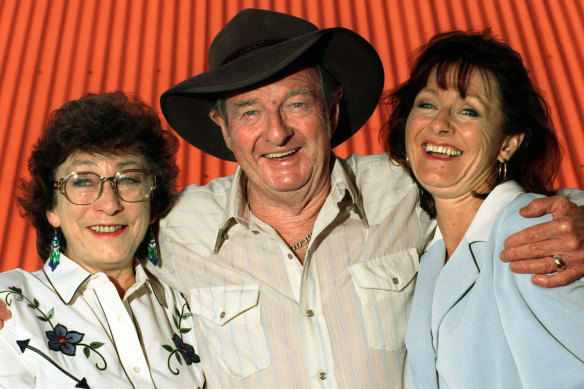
left=385, top=30, right=584, bottom=388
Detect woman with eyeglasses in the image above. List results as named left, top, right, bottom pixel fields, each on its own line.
left=0, top=92, right=205, bottom=388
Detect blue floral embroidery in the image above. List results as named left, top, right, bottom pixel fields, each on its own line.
left=1, top=286, right=107, bottom=370
left=163, top=302, right=200, bottom=374
left=46, top=324, right=84, bottom=356
left=172, top=334, right=200, bottom=365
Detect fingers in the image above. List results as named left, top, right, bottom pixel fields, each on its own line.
left=501, top=216, right=581, bottom=261
left=531, top=269, right=584, bottom=288
left=508, top=256, right=584, bottom=287
left=0, top=302, right=11, bottom=329
left=518, top=195, right=575, bottom=218
left=508, top=258, right=553, bottom=274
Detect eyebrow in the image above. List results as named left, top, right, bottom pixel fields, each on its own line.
left=234, top=87, right=313, bottom=108
left=65, top=159, right=143, bottom=172
left=234, top=99, right=258, bottom=109
left=286, top=87, right=311, bottom=98
left=420, top=87, right=488, bottom=107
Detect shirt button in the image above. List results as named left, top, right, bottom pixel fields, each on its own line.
left=392, top=277, right=399, bottom=285
left=306, top=309, right=314, bottom=317
left=133, top=366, right=141, bottom=373
left=219, top=311, right=226, bottom=319
left=319, top=372, right=327, bottom=380
left=287, top=253, right=293, bottom=259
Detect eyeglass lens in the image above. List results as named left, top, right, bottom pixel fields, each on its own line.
left=64, top=170, right=154, bottom=204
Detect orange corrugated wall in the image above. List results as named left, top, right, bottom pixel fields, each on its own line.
left=1, top=0, right=583, bottom=272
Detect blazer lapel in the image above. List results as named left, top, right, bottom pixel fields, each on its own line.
left=431, top=240, right=480, bottom=338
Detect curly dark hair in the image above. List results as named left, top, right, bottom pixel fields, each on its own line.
left=18, top=92, right=180, bottom=261
left=384, top=29, right=562, bottom=218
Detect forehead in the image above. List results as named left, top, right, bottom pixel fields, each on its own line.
left=225, top=67, right=321, bottom=105
left=57, top=152, right=147, bottom=174
left=427, top=66, right=500, bottom=99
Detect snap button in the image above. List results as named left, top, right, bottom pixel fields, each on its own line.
left=219, top=311, right=226, bottom=319
left=288, top=253, right=293, bottom=259
left=306, top=309, right=314, bottom=317
left=319, top=372, right=327, bottom=380
left=133, top=366, right=141, bottom=373
left=392, top=277, right=399, bottom=285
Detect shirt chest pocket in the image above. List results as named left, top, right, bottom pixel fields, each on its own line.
left=349, top=248, right=419, bottom=352
left=189, top=284, right=270, bottom=379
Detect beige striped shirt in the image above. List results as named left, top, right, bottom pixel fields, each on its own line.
left=155, top=153, right=434, bottom=388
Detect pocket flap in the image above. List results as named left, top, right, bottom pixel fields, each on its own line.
left=190, top=284, right=260, bottom=326
left=349, top=248, right=419, bottom=292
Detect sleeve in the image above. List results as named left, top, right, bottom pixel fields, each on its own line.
left=0, top=323, right=36, bottom=387
left=492, top=194, right=584, bottom=388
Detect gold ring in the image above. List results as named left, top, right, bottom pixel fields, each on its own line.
left=553, top=255, right=566, bottom=272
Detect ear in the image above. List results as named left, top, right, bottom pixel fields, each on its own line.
left=328, top=87, right=343, bottom=135
left=46, top=208, right=60, bottom=228
left=498, top=132, right=525, bottom=162
left=209, top=108, right=232, bottom=150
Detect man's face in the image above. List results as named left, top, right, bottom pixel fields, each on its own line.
left=211, top=68, right=340, bottom=201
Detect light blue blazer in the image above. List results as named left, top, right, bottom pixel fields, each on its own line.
left=406, top=181, right=584, bottom=389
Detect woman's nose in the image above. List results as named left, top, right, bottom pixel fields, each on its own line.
left=93, top=181, right=123, bottom=215
left=429, top=109, right=453, bottom=134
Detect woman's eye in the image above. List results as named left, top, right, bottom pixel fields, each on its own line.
left=418, top=102, right=435, bottom=109
left=118, top=177, right=140, bottom=186
left=72, top=179, right=93, bottom=187
left=290, top=102, right=305, bottom=108
left=461, top=108, right=479, bottom=117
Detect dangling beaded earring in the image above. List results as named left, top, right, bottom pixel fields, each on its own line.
left=49, top=229, right=60, bottom=271
left=147, top=226, right=159, bottom=266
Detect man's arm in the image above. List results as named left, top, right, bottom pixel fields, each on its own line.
left=500, top=195, right=584, bottom=288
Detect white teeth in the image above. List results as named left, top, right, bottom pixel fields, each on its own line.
left=90, top=225, right=122, bottom=233
left=264, top=149, right=297, bottom=158
left=424, top=144, right=462, bottom=156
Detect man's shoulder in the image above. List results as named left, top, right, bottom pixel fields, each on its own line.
left=339, top=153, right=413, bottom=187
left=339, top=153, right=416, bottom=202
left=180, top=174, right=236, bottom=201
left=167, top=174, right=235, bottom=217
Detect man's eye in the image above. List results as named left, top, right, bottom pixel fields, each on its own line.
left=243, top=110, right=257, bottom=116
left=290, top=102, right=305, bottom=108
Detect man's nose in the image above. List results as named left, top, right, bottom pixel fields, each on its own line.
left=265, top=110, right=293, bottom=145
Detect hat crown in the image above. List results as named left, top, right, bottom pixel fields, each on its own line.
left=209, top=9, right=318, bottom=69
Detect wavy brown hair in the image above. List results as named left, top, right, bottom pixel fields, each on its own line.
left=383, top=29, right=562, bottom=218
left=18, top=92, right=179, bottom=261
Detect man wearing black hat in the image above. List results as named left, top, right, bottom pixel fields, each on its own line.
left=152, top=8, right=584, bottom=388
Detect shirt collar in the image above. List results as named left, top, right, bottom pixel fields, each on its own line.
left=425, top=180, right=525, bottom=252
left=43, top=254, right=165, bottom=306
left=43, top=254, right=91, bottom=304
left=213, top=156, right=368, bottom=253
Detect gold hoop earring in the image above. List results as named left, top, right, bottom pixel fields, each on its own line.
left=497, top=161, right=507, bottom=182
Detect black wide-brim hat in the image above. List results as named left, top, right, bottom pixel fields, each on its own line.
left=161, top=8, right=385, bottom=161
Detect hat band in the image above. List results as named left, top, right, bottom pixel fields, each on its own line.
left=220, top=39, right=285, bottom=66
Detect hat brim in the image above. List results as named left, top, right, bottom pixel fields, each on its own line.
left=161, top=28, right=384, bottom=161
